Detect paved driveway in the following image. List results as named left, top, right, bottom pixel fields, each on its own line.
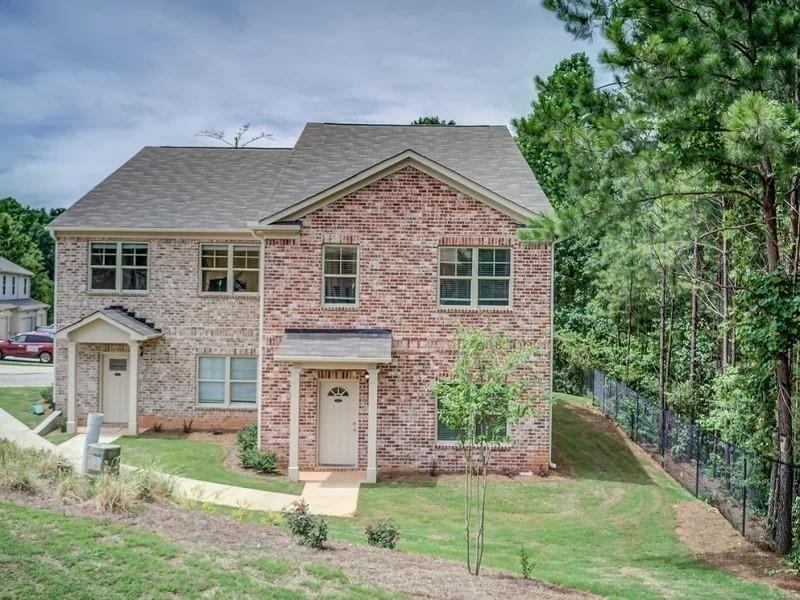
left=0, top=360, right=53, bottom=387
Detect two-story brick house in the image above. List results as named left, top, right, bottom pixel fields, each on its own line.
left=50, top=123, right=553, bottom=482
left=0, top=257, right=49, bottom=339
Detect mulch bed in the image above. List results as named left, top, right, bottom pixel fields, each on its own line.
left=0, top=490, right=594, bottom=599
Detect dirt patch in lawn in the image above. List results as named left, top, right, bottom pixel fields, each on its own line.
left=675, top=500, right=800, bottom=594
left=1, top=491, right=594, bottom=600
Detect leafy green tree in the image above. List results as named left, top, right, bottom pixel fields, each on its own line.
left=432, top=327, right=538, bottom=575
left=410, top=116, right=456, bottom=125
left=538, top=0, right=800, bottom=554
left=0, top=198, right=63, bottom=313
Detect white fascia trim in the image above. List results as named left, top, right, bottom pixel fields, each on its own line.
left=247, top=222, right=302, bottom=239
left=56, top=311, right=161, bottom=342
left=258, top=150, right=537, bottom=225
left=49, top=227, right=254, bottom=238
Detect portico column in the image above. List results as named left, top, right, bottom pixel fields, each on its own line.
left=367, top=366, right=379, bottom=483
left=288, top=365, right=301, bottom=482
left=128, top=342, right=139, bottom=436
left=66, top=341, right=77, bottom=434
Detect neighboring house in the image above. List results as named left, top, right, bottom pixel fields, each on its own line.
left=0, top=257, right=49, bottom=339
left=50, top=123, right=553, bottom=482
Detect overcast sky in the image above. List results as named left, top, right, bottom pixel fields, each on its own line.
left=1, top=0, right=601, bottom=210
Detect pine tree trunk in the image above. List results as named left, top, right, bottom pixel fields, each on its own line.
left=659, top=264, right=667, bottom=458
left=761, top=159, right=794, bottom=555
left=690, top=239, right=699, bottom=409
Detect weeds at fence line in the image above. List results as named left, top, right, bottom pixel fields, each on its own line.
left=585, top=370, right=798, bottom=549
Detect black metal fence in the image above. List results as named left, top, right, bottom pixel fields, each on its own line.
left=585, top=370, right=795, bottom=547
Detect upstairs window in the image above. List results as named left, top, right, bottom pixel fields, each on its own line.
left=323, top=245, right=358, bottom=305
left=11, top=277, right=16, bottom=295
left=438, top=247, right=511, bottom=307
left=22, top=278, right=27, bottom=296
left=90, top=242, right=148, bottom=292
left=200, top=244, right=259, bottom=294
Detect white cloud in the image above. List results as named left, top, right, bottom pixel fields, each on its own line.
left=0, top=0, right=601, bottom=208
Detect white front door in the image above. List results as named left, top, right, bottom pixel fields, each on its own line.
left=318, top=380, right=358, bottom=466
left=102, top=353, right=130, bottom=423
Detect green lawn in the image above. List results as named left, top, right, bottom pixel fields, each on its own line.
left=0, top=386, right=49, bottom=429
left=0, top=501, right=398, bottom=599
left=45, top=430, right=76, bottom=445
left=115, top=435, right=303, bottom=495
left=325, top=394, right=785, bottom=600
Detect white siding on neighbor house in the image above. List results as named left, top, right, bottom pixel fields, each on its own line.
left=0, top=274, right=30, bottom=300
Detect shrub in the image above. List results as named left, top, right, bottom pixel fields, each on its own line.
left=283, top=499, right=328, bottom=549
left=39, top=386, right=54, bottom=410
left=519, top=547, right=534, bottom=579
left=237, top=423, right=277, bottom=473
left=237, top=423, right=258, bottom=454
left=364, top=519, right=399, bottom=549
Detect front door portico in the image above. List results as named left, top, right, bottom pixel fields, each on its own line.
left=274, top=328, right=393, bottom=483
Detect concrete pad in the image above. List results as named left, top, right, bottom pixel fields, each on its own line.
left=58, top=428, right=124, bottom=467
left=300, top=471, right=363, bottom=517
left=0, top=361, right=54, bottom=387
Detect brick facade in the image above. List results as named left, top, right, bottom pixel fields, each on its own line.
left=260, top=166, right=552, bottom=474
left=54, top=236, right=260, bottom=430
left=54, top=166, right=552, bottom=475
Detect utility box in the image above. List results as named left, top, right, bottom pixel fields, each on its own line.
left=86, top=443, right=121, bottom=478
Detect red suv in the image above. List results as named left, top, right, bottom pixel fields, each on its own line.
left=0, top=332, right=54, bottom=363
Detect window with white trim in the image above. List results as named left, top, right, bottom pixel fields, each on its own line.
left=2, top=275, right=6, bottom=295
left=22, top=278, right=27, bottom=296
left=200, top=244, right=259, bottom=294
left=90, top=242, right=148, bottom=292
left=436, top=398, right=508, bottom=443
left=322, top=245, right=358, bottom=305
left=197, top=356, right=257, bottom=406
left=438, top=247, right=510, bottom=307
left=11, top=277, right=16, bottom=296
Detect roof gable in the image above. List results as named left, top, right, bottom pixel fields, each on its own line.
left=0, top=257, right=33, bottom=276
left=256, top=150, right=537, bottom=226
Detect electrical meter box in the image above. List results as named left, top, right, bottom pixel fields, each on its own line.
left=86, top=443, right=121, bottom=478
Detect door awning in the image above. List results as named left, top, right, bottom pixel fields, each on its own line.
left=274, top=328, right=392, bottom=364
left=56, top=306, right=162, bottom=343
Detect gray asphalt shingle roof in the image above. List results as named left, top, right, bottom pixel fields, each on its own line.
left=51, top=123, right=549, bottom=230
left=0, top=257, right=33, bottom=276
left=274, top=329, right=393, bottom=362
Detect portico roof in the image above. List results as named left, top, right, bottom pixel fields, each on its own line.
left=274, top=328, right=392, bottom=364
left=56, top=306, right=162, bottom=342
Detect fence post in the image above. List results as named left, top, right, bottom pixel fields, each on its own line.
left=741, top=456, right=747, bottom=537
left=659, top=407, right=666, bottom=461
left=695, top=427, right=702, bottom=497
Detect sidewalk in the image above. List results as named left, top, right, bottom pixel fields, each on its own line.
left=0, top=408, right=360, bottom=517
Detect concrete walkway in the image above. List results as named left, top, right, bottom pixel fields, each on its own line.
left=300, top=471, right=363, bottom=517
left=0, top=408, right=360, bottom=517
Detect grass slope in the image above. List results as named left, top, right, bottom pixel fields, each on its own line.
left=327, top=394, right=784, bottom=600
left=0, top=386, right=48, bottom=429
left=115, top=435, right=303, bottom=495
left=0, top=501, right=398, bottom=599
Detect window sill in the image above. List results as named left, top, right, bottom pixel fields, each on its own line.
left=196, top=404, right=257, bottom=411
left=88, top=290, right=149, bottom=296
left=198, top=292, right=259, bottom=299
left=322, top=303, right=359, bottom=310
left=437, top=305, right=513, bottom=313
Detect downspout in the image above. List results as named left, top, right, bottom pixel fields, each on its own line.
left=549, top=239, right=557, bottom=470
left=251, top=230, right=266, bottom=449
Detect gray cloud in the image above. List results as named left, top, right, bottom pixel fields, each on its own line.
left=0, top=0, right=601, bottom=209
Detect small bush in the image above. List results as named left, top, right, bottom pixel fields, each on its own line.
left=364, top=519, right=399, bottom=549
left=262, top=511, right=283, bottom=526
left=237, top=423, right=277, bottom=473
left=283, top=499, right=328, bottom=549
left=39, top=386, right=54, bottom=410
left=519, top=547, right=534, bottom=579
left=182, top=419, right=193, bottom=434
left=53, top=414, right=67, bottom=433
left=237, top=423, right=258, bottom=453
left=0, top=462, right=36, bottom=493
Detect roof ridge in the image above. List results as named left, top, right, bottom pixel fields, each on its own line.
left=153, top=146, right=293, bottom=150
left=315, top=122, right=504, bottom=128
